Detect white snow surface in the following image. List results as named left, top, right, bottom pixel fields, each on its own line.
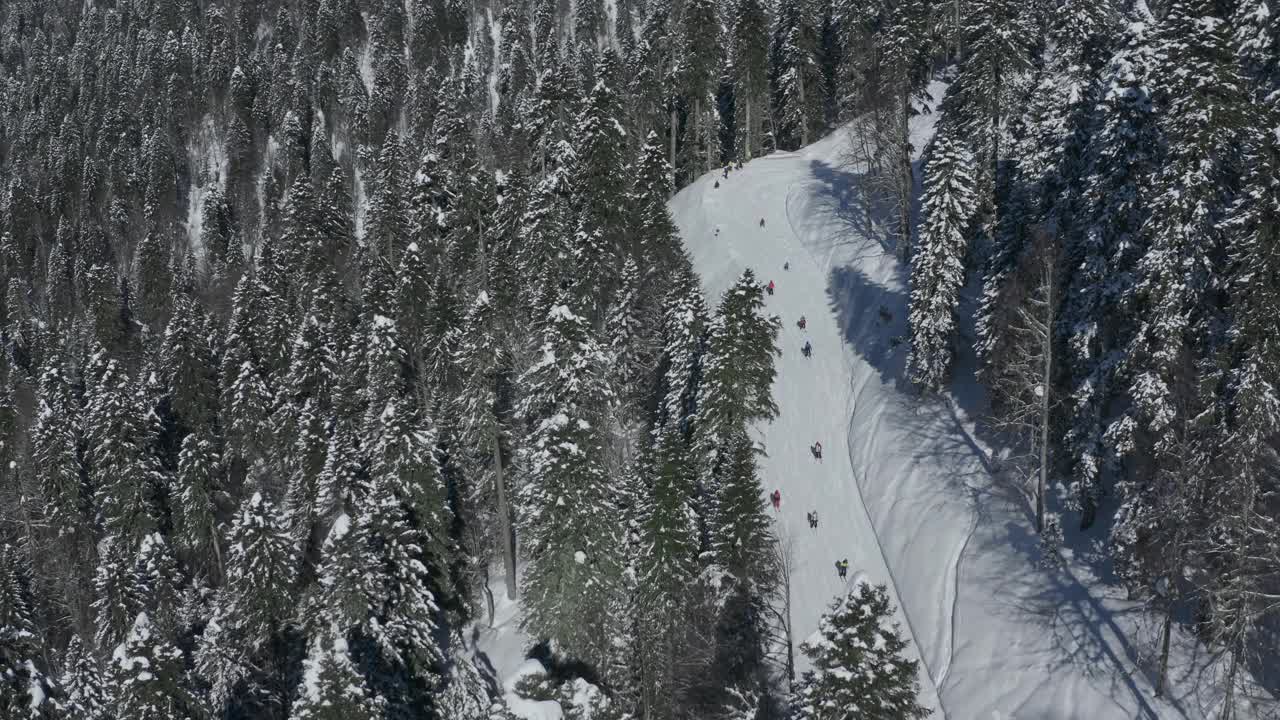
left=474, top=100, right=1272, bottom=718
left=668, top=111, right=1269, bottom=718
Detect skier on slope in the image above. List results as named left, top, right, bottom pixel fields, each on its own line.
left=784, top=261, right=790, bottom=270
left=808, top=511, right=819, bottom=529
left=759, top=217, right=766, bottom=228
left=766, top=280, right=775, bottom=296
left=811, top=441, right=822, bottom=460
left=771, top=489, right=782, bottom=511
left=802, top=340, right=812, bottom=358
left=798, top=315, right=806, bottom=330
left=836, top=559, right=849, bottom=579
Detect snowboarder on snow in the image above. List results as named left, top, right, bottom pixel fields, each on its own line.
left=802, top=340, right=812, bottom=358
left=811, top=441, right=822, bottom=460
left=771, top=489, right=782, bottom=511
left=798, top=315, right=806, bottom=330
left=808, top=511, right=819, bottom=529
left=766, top=280, right=775, bottom=296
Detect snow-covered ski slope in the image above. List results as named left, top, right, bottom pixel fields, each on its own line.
left=669, top=119, right=1272, bottom=718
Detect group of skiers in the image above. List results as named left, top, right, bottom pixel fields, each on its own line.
left=723, top=160, right=744, bottom=179
left=762, top=264, right=850, bottom=581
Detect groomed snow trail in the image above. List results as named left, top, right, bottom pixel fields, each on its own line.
left=669, top=124, right=1268, bottom=718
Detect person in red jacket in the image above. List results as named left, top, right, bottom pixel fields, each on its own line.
left=771, top=489, right=781, bottom=511
left=766, top=280, right=775, bottom=296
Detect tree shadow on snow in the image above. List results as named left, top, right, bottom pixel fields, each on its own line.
left=795, top=149, right=1266, bottom=718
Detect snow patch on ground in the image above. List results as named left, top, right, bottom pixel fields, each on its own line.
left=669, top=108, right=1269, bottom=718
left=184, top=113, right=228, bottom=262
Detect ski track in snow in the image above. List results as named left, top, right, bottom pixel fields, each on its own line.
left=667, top=123, right=1269, bottom=718
left=474, top=116, right=1272, bottom=719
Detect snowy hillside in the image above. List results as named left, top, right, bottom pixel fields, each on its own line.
left=662, top=122, right=1272, bottom=718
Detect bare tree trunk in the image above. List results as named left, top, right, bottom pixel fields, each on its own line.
left=744, top=69, right=753, bottom=159
left=897, top=85, right=912, bottom=259
left=1156, top=608, right=1172, bottom=697
left=1037, top=257, right=1052, bottom=534
left=494, top=431, right=518, bottom=599
left=211, top=517, right=225, bottom=582
left=1220, top=637, right=1240, bottom=720
left=797, top=64, right=808, bottom=148
left=670, top=105, right=679, bottom=180
left=481, top=563, right=497, bottom=627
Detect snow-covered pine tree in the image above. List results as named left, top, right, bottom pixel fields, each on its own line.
left=455, top=290, right=519, bottom=601
left=633, top=426, right=700, bottom=719
left=59, top=634, right=109, bottom=720
left=278, top=303, right=339, bottom=552
left=163, top=291, right=219, bottom=438
left=86, top=358, right=164, bottom=548
left=770, top=0, right=822, bottom=151
left=291, top=623, right=386, bottom=720
left=174, top=428, right=224, bottom=581
left=0, top=546, right=53, bottom=717
left=696, top=269, right=781, bottom=438
left=793, top=582, right=931, bottom=720
left=729, top=0, right=770, bottom=160
left=518, top=139, right=577, bottom=326
left=366, top=132, right=410, bottom=268
left=357, top=395, right=448, bottom=707
left=676, top=0, right=721, bottom=178
left=907, top=133, right=975, bottom=391
left=1205, top=111, right=1280, bottom=710
left=655, top=271, right=710, bottom=438
left=1233, top=0, right=1280, bottom=97
left=572, top=49, right=629, bottom=321
left=32, top=366, right=85, bottom=546
left=1061, top=9, right=1159, bottom=530
left=517, top=300, right=622, bottom=672
left=1111, top=0, right=1246, bottom=605
left=628, top=130, right=688, bottom=277
left=626, top=0, right=675, bottom=150
left=113, top=612, right=198, bottom=720
left=953, top=0, right=1034, bottom=190
left=196, top=490, right=298, bottom=715
left=605, top=258, right=662, bottom=464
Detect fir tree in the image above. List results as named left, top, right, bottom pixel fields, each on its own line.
left=907, top=134, right=976, bottom=391
left=87, top=359, right=164, bottom=548
left=197, top=490, right=298, bottom=714
left=60, top=634, right=110, bottom=720
left=113, top=612, right=198, bottom=720
left=0, top=547, right=52, bottom=718
left=518, top=301, right=621, bottom=670
left=291, top=624, right=385, bottom=720
left=793, top=583, right=931, bottom=720
left=729, top=0, right=770, bottom=159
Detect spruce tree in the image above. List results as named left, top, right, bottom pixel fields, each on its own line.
left=455, top=290, right=519, bottom=599
left=1061, top=12, right=1159, bottom=529
left=729, top=0, right=771, bottom=160
left=517, top=301, right=621, bottom=670
left=113, top=612, right=198, bottom=720
left=60, top=634, right=110, bottom=720
left=197, top=490, right=298, bottom=714
left=907, top=134, right=976, bottom=391
left=291, top=624, right=386, bottom=720
left=793, top=583, right=931, bottom=720
left=0, top=547, right=52, bottom=717
left=87, top=358, right=164, bottom=548
left=572, top=49, right=629, bottom=319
